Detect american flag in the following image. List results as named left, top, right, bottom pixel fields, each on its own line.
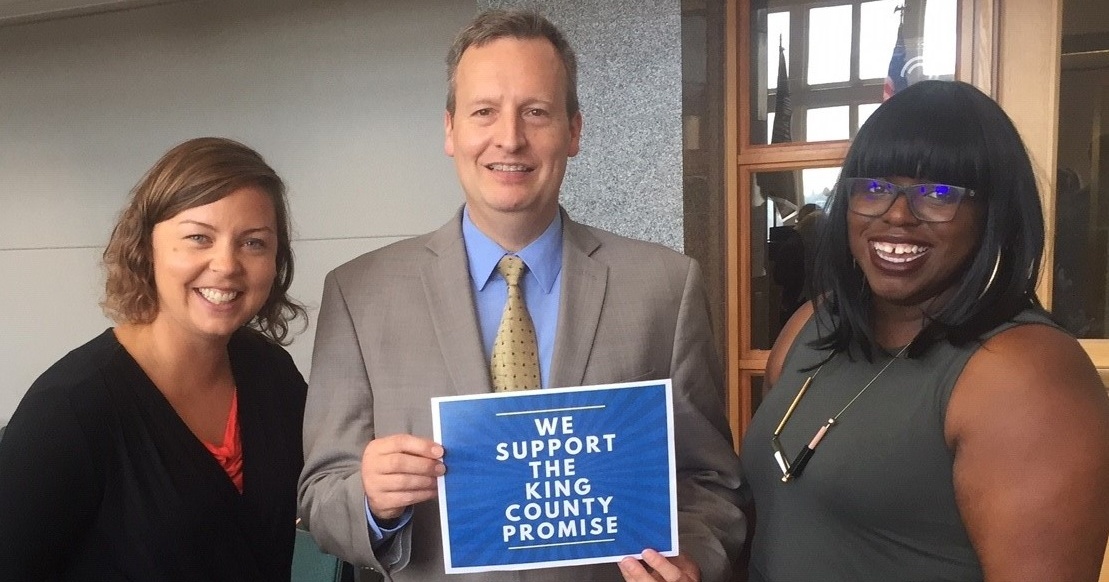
left=883, top=24, right=909, bottom=101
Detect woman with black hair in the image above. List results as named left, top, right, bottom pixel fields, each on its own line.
left=740, top=80, right=1109, bottom=581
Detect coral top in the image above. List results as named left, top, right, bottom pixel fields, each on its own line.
left=203, top=391, right=244, bottom=493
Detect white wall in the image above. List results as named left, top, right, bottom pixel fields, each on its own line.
left=0, top=0, right=473, bottom=422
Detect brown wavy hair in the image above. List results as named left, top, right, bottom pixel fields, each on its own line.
left=101, top=137, right=306, bottom=344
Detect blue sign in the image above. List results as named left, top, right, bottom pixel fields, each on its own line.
left=431, top=380, right=677, bottom=573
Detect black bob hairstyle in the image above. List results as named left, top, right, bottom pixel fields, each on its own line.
left=809, top=80, right=1045, bottom=359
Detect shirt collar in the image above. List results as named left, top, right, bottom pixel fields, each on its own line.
left=462, top=207, right=563, bottom=293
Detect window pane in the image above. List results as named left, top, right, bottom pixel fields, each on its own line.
left=858, top=102, right=881, bottom=128
left=747, top=1, right=963, bottom=147
left=751, top=374, right=767, bottom=415
left=922, top=0, right=957, bottom=77
left=801, top=167, right=840, bottom=207
left=807, top=5, right=852, bottom=85
left=806, top=106, right=850, bottom=141
left=751, top=167, right=839, bottom=349
left=859, top=0, right=903, bottom=80
left=1054, top=79, right=1109, bottom=338
left=1052, top=0, right=1109, bottom=339
left=1053, top=164, right=1097, bottom=336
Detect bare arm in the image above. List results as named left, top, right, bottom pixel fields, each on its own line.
left=947, top=324, right=1109, bottom=581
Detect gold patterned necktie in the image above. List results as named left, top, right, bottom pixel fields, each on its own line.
left=490, top=255, right=540, bottom=391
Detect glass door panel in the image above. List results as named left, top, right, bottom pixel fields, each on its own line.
left=751, top=166, right=840, bottom=350
left=1053, top=0, right=1109, bottom=338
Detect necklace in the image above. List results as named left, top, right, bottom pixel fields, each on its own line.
left=771, top=343, right=911, bottom=482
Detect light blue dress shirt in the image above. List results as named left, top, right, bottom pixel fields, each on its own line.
left=366, top=208, right=564, bottom=545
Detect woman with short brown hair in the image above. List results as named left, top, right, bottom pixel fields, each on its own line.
left=0, top=137, right=309, bottom=580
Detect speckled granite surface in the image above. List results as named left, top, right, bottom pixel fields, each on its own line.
left=477, top=0, right=684, bottom=252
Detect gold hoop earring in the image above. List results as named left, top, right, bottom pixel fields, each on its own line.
left=978, top=251, right=1001, bottom=300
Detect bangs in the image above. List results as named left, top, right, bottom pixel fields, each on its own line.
left=846, top=85, right=988, bottom=192
left=158, top=169, right=282, bottom=225
left=812, top=80, right=1044, bottom=360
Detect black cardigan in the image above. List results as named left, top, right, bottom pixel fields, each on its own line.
left=0, top=328, right=307, bottom=581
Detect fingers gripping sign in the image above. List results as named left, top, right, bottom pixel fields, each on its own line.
left=618, top=550, right=700, bottom=582
left=361, top=433, right=446, bottom=521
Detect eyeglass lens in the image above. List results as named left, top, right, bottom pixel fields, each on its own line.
left=848, top=178, right=969, bottom=222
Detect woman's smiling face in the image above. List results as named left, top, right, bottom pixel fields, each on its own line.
left=848, top=175, right=983, bottom=310
left=149, top=186, right=278, bottom=343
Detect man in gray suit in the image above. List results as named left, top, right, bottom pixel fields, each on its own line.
left=298, top=9, right=744, bottom=582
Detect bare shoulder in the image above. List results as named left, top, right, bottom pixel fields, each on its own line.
left=765, top=302, right=815, bottom=387
left=946, top=322, right=1109, bottom=579
left=948, top=321, right=1109, bottom=445
left=962, top=323, right=1102, bottom=397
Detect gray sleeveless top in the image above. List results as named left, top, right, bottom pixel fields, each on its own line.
left=739, top=308, right=1055, bottom=582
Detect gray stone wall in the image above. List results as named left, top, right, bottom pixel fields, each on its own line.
left=477, top=0, right=684, bottom=252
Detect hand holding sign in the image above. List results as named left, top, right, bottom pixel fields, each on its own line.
left=361, top=433, right=445, bottom=521
left=619, top=549, right=701, bottom=582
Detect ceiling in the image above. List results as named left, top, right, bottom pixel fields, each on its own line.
left=1, top=0, right=1104, bottom=27
left=0, top=0, right=182, bottom=25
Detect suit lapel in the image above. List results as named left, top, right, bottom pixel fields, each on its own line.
left=549, top=215, right=607, bottom=388
left=422, top=211, right=494, bottom=395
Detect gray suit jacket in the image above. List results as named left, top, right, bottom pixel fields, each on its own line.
left=298, top=209, right=745, bottom=582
